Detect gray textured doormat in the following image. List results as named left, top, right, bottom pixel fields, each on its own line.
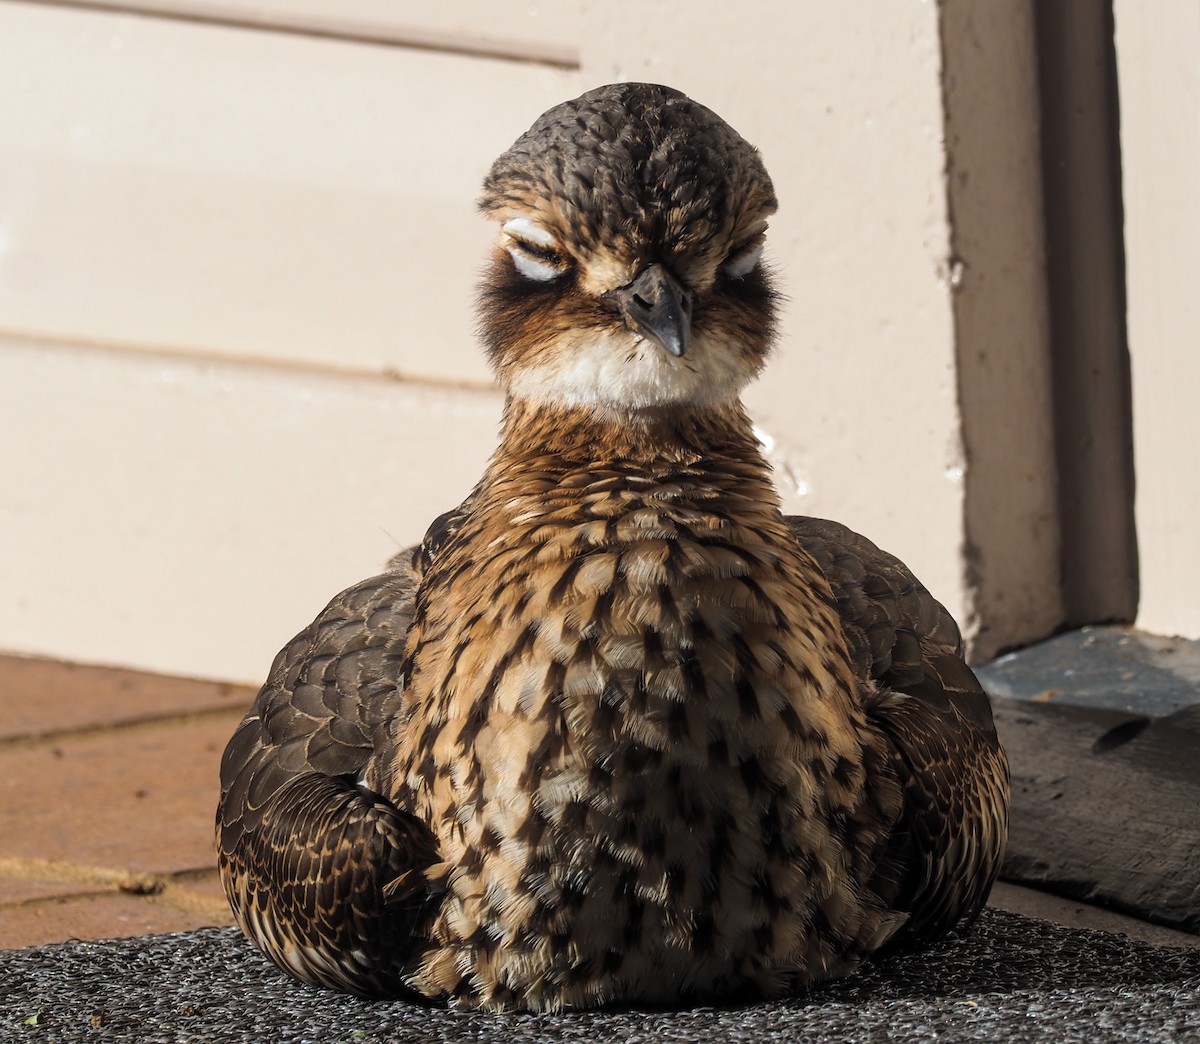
left=4, top=909, right=1199, bottom=1043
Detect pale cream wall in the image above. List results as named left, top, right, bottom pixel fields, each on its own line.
left=0, top=339, right=499, bottom=679
left=1, top=1, right=572, bottom=681
left=1114, top=1, right=1200, bottom=640
left=0, top=0, right=1088, bottom=682
left=0, top=2, right=580, bottom=384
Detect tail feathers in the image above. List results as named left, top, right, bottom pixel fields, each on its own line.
left=868, top=682, right=1010, bottom=943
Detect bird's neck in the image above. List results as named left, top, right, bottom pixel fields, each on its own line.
left=491, top=395, right=765, bottom=475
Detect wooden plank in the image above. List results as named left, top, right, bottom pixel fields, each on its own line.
left=937, top=0, right=1063, bottom=659
left=59, top=0, right=582, bottom=64
left=994, top=694, right=1200, bottom=933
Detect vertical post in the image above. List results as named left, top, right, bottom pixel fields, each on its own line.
left=1034, top=0, right=1138, bottom=630
left=940, top=0, right=1065, bottom=659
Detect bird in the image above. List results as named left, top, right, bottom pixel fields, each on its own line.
left=215, top=82, right=1009, bottom=1013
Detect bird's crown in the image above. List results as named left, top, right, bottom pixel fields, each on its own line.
left=477, top=83, right=779, bottom=416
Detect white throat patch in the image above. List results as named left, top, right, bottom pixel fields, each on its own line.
left=505, top=331, right=753, bottom=411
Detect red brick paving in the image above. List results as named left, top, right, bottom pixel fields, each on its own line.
left=1, top=887, right=231, bottom=950
left=0, top=655, right=248, bottom=740
left=0, top=654, right=252, bottom=948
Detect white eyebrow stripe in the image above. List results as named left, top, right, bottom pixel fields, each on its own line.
left=503, top=217, right=556, bottom=246
left=507, top=245, right=563, bottom=281
left=724, top=242, right=764, bottom=279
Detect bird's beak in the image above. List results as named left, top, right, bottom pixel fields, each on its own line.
left=608, top=263, right=693, bottom=358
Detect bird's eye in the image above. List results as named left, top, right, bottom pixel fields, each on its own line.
left=506, top=237, right=567, bottom=282
left=723, top=235, right=766, bottom=280
left=502, top=218, right=567, bottom=282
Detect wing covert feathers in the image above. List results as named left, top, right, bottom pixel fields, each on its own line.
left=789, top=514, right=1009, bottom=940
left=216, top=563, right=440, bottom=997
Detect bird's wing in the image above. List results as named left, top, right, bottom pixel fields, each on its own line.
left=786, top=515, right=1010, bottom=940
left=215, top=563, right=439, bottom=997
left=785, top=515, right=967, bottom=692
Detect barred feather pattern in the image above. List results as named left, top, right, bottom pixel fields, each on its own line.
left=346, top=401, right=978, bottom=1009
left=785, top=517, right=1010, bottom=941
left=215, top=572, right=441, bottom=998
left=215, top=402, right=1009, bottom=1010
left=214, top=80, right=1009, bottom=1012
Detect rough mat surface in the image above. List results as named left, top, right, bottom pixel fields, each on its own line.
left=4, top=910, right=1199, bottom=1043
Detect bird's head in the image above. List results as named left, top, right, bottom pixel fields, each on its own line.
left=477, top=83, right=778, bottom=417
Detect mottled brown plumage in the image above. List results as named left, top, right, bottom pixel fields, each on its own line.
left=216, top=82, right=1008, bottom=1012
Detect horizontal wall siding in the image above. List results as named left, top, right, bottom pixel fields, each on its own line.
left=65, top=0, right=582, bottom=63
left=0, top=337, right=501, bottom=682
left=3, top=0, right=1070, bottom=680
left=0, top=1, right=580, bottom=384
